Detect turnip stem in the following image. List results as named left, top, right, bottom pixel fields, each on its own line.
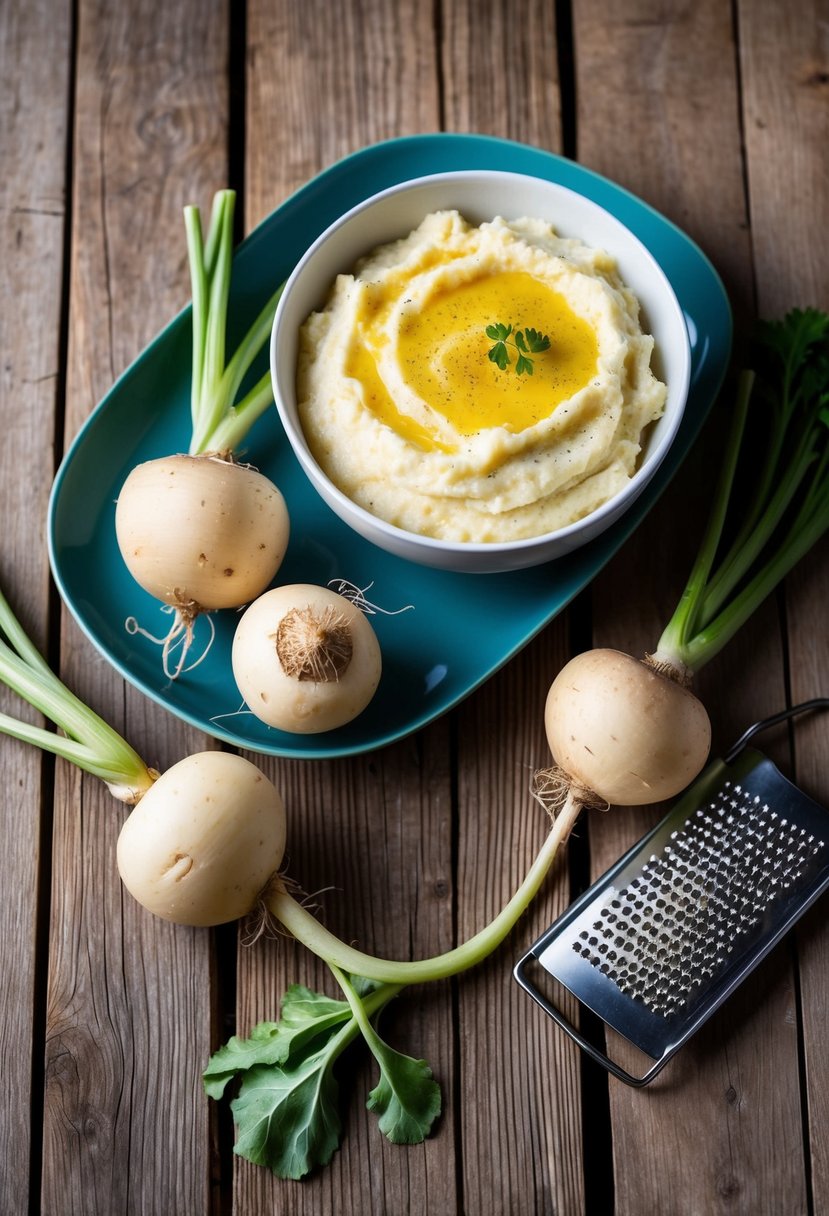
left=267, top=792, right=582, bottom=985
left=700, top=419, right=820, bottom=622
left=184, top=206, right=208, bottom=432
left=202, top=190, right=225, bottom=280
left=681, top=484, right=829, bottom=670
left=0, top=588, right=155, bottom=802
left=212, top=283, right=284, bottom=423
left=291, top=978, right=403, bottom=1084
left=202, top=191, right=234, bottom=421
left=330, top=968, right=403, bottom=1057
left=0, top=710, right=151, bottom=798
left=656, top=371, right=754, bottom=665
left=331, top=967, right=386, bottom=1039
left=205, top=372, right=275, bottom=455
left=330, top=966, right=422, bottom=1107
left=184, top=189, right=284, bottom=457
left=656, top=309, right=829, bottom=674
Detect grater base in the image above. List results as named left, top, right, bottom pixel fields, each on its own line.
left=515, top=703, right=829, bottom=1087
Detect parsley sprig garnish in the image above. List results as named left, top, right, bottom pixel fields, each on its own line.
left=486, top=322, right=551, bottom=375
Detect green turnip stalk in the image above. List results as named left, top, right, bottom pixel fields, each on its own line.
left=266, top=792, right=581, bottom=985
left=653, top=309, right=829, bottom=673
left=184, top=190, right=285, bottom=455
left=542, top=307, right=829, bottom=812
left=0, top=587, right=154, bottom=803
left=115, top=189, right=290, bottom=677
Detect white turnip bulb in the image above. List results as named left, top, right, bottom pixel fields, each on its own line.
left=115, top=454, right=289, bottom=616
left=544, top=648, right=712, bottom=806
left=232, top=583, right=382, bottom=733
left=116, top=751, right=286, bottom=926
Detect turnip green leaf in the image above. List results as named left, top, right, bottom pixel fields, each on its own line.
left=231, top=1043, right=344, bottom=1179
left=366, top=1042, right=442, bottom=1144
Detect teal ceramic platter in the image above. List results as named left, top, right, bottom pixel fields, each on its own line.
left=48, top=134, right=731, bottom=760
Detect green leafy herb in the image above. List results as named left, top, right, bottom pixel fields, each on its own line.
left=486, top=322, right=551, bottom=375
left=366, top=1046, right=441, bottom=1144
left=205, top=971, right=444, bottom=1177
left=203, top=983, right=374, bottom=1178
left=655, top=307, right=829, bottom=673
left=203, top=1021, right=284, bottom=1100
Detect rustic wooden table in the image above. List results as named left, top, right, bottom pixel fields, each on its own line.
left=2, top=1, right=827, bottom=1213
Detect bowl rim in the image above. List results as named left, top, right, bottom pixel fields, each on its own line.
left=270, top=168, right=692, bottom=559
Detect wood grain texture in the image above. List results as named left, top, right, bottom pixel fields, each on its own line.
left=441, top=0, right=562, bottom=148
left=740, top=0, right=829, bottom=311
left=0, top=1, right=71, bottom=1211
left=740, top=1, right=829, bottom=1210
left=42, top=1, right=229, bottom=1212
left=246, top=0, right=440, bottom=221
left=3, top=1, right=823, bottom=1211
left=574, top=1, right=807, bottom=1213
left=574, top=0, right=753, bottom=326
left=441, top=7, right=586, bottom=1211
left=241, top=1, right=448, bottom=1210
left=454, top=633, right=586, bottom=1216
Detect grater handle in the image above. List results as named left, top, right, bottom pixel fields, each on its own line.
left=725, top=697, right=829, bottom=763
left=513, top=952, right=673, bottom=1088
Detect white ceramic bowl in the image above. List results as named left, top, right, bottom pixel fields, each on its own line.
left=270, top=170, right=691, bottom=573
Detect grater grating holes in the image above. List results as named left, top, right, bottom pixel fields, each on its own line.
left=572, top=781, right=825, bottom=1016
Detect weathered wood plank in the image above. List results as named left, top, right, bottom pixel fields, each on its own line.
left=43, top=2, right=229, bottom=1212
left=0, top=2, right=71, bottom=1211
left=246, top=0, right=440, bottom=225
left=739, top=1, right=829, bottom=1210
left=240, top=1, right=448, bottom=1210
left=454, top=632, right=586, bottom=1215
left=574, top=0, right=753, bottom=326
left=440, top=5, right=586, bottom=1211
left=574, top=1, right=807, bottom=1213
left=740, top=0, right=828, bottom=310
left=441, top=0, right=562, bottom=148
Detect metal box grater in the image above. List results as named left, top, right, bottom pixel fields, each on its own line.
left=514, top=702, right=829, bottom=1087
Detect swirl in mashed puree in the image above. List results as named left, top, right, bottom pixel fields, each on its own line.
left=297, top=210, right=667, bottom=543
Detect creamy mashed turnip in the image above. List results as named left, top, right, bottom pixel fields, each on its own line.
left=297, top=210, right=666, bottom=543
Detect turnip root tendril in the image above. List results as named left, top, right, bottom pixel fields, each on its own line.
left=328, top=578, right=414, bottom=616
left=125, top=606, right=216, bottom=680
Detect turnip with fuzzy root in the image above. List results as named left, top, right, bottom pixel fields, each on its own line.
left=540, top=309, right=829, bottom=811
left=231, top=583, right=382, bottom=733
left=115, top=189, right=289, bottom=674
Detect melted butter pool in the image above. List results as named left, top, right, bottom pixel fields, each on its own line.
left=346, top=269, right=598, bottom=450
